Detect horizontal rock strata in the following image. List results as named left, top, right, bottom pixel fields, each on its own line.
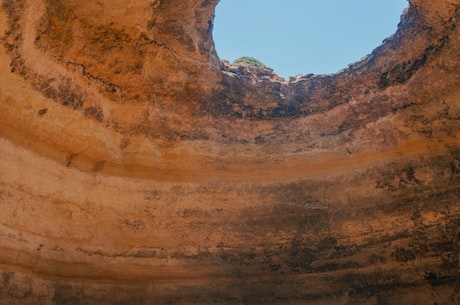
left=0, top=0, right=459, bottom=304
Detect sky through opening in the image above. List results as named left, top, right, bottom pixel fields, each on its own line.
left=213, top=0, right=408, bottom=78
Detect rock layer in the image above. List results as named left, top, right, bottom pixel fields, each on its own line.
left=0, top=0, right=459, bottom=304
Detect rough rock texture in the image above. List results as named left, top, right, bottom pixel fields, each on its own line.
left=0, top=0, right=459, bottom=304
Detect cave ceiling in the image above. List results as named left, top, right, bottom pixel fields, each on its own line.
left=0, top=0, right=459, bottom=304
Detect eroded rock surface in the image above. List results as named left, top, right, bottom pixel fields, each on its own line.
left=0, top=0, right=459, bottom=304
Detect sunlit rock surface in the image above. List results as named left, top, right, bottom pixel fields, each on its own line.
left=0, top=0, right=459, bottom=304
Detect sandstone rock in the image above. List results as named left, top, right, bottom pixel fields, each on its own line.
left=0, top=0, right=459, bottom=304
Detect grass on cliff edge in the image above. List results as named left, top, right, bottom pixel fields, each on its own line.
left=233, top=56, right=268, bottom=68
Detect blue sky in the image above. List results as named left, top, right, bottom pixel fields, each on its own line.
left=213, top=0, right=408, bottom=78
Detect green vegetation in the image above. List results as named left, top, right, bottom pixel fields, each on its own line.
left=233, top=56, right=267, bottom=68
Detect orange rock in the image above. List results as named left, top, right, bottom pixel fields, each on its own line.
left=0, top=0, right=459, bottom=304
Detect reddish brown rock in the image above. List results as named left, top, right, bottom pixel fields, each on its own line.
left=0, top=0, right=459, bottom=304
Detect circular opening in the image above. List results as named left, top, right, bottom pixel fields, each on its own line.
left=213, top=0, right=408, bottom=78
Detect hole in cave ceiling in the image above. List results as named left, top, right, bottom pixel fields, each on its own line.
left=213, top=0, right=408, bottom=79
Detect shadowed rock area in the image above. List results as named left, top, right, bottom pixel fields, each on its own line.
left=0, top=0, right=459, bottom=304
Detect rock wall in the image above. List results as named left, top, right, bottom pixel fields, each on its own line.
left=0, top=0, right=459, bottom=304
